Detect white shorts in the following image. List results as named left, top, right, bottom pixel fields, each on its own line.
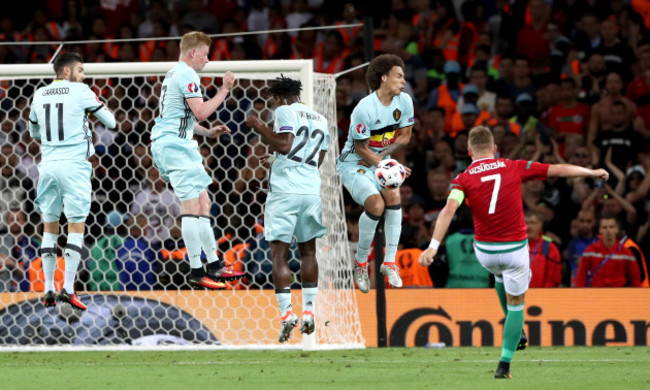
left=474, top=240, right=531, bottom=296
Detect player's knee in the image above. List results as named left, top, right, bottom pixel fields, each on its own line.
left=364, top=195, right=385, bottom=216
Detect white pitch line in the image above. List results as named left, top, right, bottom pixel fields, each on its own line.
left=0, top=359, right=647, bottom=367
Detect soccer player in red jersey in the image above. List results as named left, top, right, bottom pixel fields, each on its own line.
left=419, top=126, right=608, bottom=379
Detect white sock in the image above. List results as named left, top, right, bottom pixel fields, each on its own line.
left=182, top=215, right=203, bottom=269
left=302, top=284, right=318, bottom=314
left=63, top=232, right=83, bottom=293
left=198, top=216, right=219, bottom=265
left=275, top=288, right=292, bottom=318
left=41, top=232, right=58, bottom=293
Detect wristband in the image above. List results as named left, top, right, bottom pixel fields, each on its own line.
left=429, top=239, right=440, bottom=250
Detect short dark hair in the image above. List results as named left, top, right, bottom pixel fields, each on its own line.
left=52, top=52, right=84, bottom=77
left=268, top=74, right=302, bottom=99
left=365, top=54, right=405, bottom=92
left=560, top=77, right=577, bottom=88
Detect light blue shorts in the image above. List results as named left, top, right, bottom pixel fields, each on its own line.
left=264, top=193, right=327, bottom=244
left=151, top=138, right=212, bottom=201
left=336, top=161, right=381, bottom=206
left=35, top=160, right=92, bottom=223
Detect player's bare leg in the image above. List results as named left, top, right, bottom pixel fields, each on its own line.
left=298, top=239, right=318, bottom=335
left=495, top=291, right=526, bottom=379
left=182, top=196, right=225, bottom=290
left=354, top=194, right=384, bottom=293
left=271, top=241, right=298, bottom=342
left=379, top=188, right=403, bottom=288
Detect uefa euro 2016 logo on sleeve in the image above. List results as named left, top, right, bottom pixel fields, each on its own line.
left=188, top=82, right=199, bottom=93
left=356, top=123, right=367, bottom=134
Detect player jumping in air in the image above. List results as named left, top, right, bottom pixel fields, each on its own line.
left=29, top=52, right=117, bottom=310
left=246, top=76, right=330, bottom=342
left=337, top=54, right=414, bottom=292
left=419, top=126, right=608, bottom=378
left=150, top=31, right=244, bottom=290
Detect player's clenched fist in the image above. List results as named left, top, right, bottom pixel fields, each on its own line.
left=222, top=71, right=236, bottom=90
left=246, top=115, right=261, bottom=131
left=418, top=247, right=436, bottom=266
left=592, top=168, right=609, bottom=181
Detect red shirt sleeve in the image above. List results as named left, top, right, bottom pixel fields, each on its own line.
left=449, top=174, right=464, bottom=193
left=514, top=160, right=550, bottom=182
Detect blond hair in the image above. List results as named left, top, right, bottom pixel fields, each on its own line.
left=468, top=126, right=494, bottom=153
left=180, top=31, right=211, bottom=55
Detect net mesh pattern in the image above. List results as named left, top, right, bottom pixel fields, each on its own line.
left=0, top=63, right=364, bottom=348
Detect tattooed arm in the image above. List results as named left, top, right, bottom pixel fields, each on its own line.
left=378, top=126, right=412, bottom=159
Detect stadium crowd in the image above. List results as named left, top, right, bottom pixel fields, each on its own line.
left=0, top=0, right=649, bottom=291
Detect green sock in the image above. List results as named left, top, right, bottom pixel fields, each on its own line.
left=500, top=303, right=525, bottom=363
left=495, top=278, right=508, bottom=316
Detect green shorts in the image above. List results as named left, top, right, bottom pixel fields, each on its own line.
left=264, top=193, right=327, bottom=244
left=35, top=160, right=92, bottom=223
left=336, top=161, right=381, bottom=206
left=151, top=138, right=212, bottom=201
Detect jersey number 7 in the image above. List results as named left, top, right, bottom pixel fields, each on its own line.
left=480, top=173, right=501, bottom=215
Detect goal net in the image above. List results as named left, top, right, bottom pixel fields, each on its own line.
left=0, top=60, right=364, bottom=349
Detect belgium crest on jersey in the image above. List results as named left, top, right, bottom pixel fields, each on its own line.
left=393, top=109, right=401, bottom=121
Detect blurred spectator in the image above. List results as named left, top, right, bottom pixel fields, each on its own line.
left=336, top=2, right=361, bottom=48
left=427, top=60, right=463, bottom=133
left=314, top=31, right=347, bottom=73
left=0, top=207, right=32, bottom=291
left=566, top=209, right=599, bottom=286
left=573, top=13, right=602, bottom=60
left=434, top=204, right=491, bottom=288
left=393, top=247, right=433, bottom=287
left=401, top=195, right=430, bottom=249
left=548, top=78, right=590, bottom=157
left=130, top=167, right=181, bottom=244
left=525, top=210, right=561, bottom=288
left=88, top=211, right=127, bottom=291
left=423, top=170, right=450, bottom=223
left=587, top=72, right=636, bottom=148
left=116, top=214, right=157, bottom=290
left=516, top=0, right=550, bottom=72
left=596, top=19, right=635, bottom=82
left=179, top=0, right=218, bottom=34
left=286, top=0, right=313, bottom=36
left=248, top=0, right=270, bottom=48
left=592, top=101, right=644, bottom=172
left=575, top=216, right=641, bottom=287
left=0, top=144, right=34, bottom=217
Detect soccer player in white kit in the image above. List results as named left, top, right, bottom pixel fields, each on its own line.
left=150, top=31, right=243, bottom=290
left=29, top=52, right=117, bottom=310
left=246, top=76, right=330, bottom=342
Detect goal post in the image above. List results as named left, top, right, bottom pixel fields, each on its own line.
left=0, top=60, right=364, bottom=350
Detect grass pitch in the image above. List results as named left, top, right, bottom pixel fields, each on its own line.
left=0, top=347, right=648, bottom=390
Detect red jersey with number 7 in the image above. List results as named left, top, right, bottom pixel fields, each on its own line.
left=450, top=158, right=550, bottom=242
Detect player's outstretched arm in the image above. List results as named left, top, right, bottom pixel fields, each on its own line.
left=187, top=71, right=236, bottom=121
left=547, top=164, right=609, bottom=181
left=419, top=197, right=460, bottom=267
left=246, top=115, right=293, bottom=154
